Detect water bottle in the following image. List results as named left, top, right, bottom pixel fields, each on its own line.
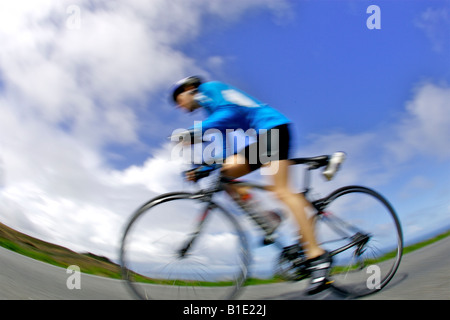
left=236, top=193, right=282, bottom=244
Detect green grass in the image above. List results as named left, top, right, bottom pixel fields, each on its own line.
left=402, top=229, right=450, bottom=254
left=0, top=238, right=65, bottom=267
left=0, top=222, right=123, bottom=279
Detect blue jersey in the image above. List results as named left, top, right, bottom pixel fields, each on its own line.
left=190, top=81, right=291, bottom=134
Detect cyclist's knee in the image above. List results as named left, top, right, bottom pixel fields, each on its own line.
left=221, top=155, right=251, bottom=178
left=221, top=164, right=251, bottom=178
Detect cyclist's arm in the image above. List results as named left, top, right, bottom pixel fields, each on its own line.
left=189, top=106, right=240, bottom=137
left=169, top=108, right=236, bottom=145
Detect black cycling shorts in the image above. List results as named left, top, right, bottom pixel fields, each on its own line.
left=237, top=124, right=291, bottom=171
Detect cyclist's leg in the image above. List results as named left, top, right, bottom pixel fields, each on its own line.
left=258, top=124, right=325, bottom=259
left=269, top=159, right=332, bottom=294
left=222, top=129, right=324, bottom=259
left=267, top=159, right=325, bottom=259
left=221, top=153, right=252, bottom=179
left=222, top=154, right=283, bottom=239
left=221, top=154, right=253, bottom=197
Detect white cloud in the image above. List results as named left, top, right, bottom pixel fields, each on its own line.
left=283, top=81, right=450, bottom=246
left=0, top=0, right=291, bottom=147
left=0, top=0, right=291, bottom=259
left=2, top=0, right=446, bottom=265
left=302, top=82, right=450, bottom=180
left=292, top=81, right=450, bottom=247
left=416, top=6, right=450, bottom=53
left=387, top=82, right=450, bottom=162
left=112, top=142, right=191, bottom=194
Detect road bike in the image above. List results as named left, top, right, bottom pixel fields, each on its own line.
left=119, top=152, right=403, bottom=300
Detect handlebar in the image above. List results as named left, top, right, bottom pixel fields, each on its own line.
left=185, top=163, right=222, bottom=181
left=183, top=152, right=346, bottom=183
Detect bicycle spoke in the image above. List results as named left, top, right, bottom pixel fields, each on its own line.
left=315, top=186, right=403, bottom=298
left=120, top=193, right=249, bottom=300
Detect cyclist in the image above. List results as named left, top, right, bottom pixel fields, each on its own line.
left=171, top=76, right=332, bottom=295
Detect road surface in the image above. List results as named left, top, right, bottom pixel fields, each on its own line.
left=0, top=237, right=448, bottom=300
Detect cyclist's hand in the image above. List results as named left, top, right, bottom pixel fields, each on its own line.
left=184, top=164, right=220, bottom=182
left=184, top=168, right=197, bottom=182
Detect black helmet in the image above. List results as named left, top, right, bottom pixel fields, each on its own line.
left=171, top=76, right=203, bottom=103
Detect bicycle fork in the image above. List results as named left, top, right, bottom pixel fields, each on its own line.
left=177, top=203, right=214, bottom=258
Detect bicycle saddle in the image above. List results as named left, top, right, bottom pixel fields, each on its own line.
left=290, top=155, right=329, bottom=168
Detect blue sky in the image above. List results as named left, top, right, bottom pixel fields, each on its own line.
left=185, top=1, right=447, bottom=135
left=0, top=0, right=449, bottom=261
left=142, top=1, right=450, bottom=243
left=138, top=0, right=450, bottom=154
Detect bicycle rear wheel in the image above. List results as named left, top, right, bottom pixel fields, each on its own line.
left=120, top=192, right=250, bottom=300
left=313, top=186, right=403, bottom=298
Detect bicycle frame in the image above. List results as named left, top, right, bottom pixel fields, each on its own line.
left=183, top=162, right=371, bottom=262
left=120, top=153, right=402, bottom=300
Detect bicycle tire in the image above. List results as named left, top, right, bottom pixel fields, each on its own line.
left=314, top=185, right=403, bottom=298
left=120, top=192, right=250, bottom=300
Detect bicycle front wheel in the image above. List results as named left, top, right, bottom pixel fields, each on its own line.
left=120, top=192, right=250, bottom=300
left=314, top=186, right=403, bottom=298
